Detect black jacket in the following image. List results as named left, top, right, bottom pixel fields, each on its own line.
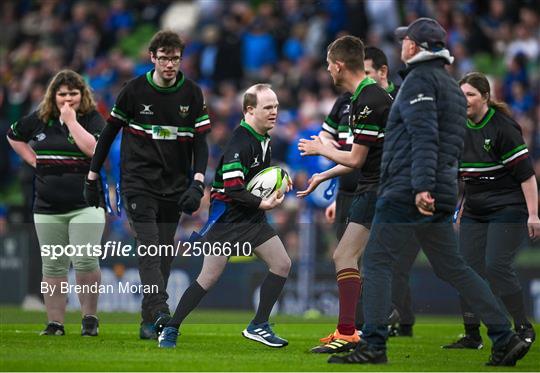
left=379, top=57, right=466, bottom=213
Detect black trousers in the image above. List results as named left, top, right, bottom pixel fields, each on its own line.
left=458, top=207, right=528, bottom=325
left=124, top=194, right=180, bottom=323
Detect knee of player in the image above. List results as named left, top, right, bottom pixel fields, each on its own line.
left=73, top=256, right=100, bottom=273
left=42, top=263, right=69, bottom=278
left=272, top=257, right=291, bottom=277
left=332, top=248, right=346, bottom=264
left=196, top=272, right=220, bottom=290
left=282, top=256, right=292, bottom=275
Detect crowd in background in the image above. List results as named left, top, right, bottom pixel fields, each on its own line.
left=1, top=0, right=539, bottom=260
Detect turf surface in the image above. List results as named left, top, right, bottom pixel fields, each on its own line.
left=0, top=307, right=538, bottom=371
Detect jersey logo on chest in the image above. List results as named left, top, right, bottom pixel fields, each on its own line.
left=35, top=133, right=47, bottom=141
left=152, top=126, right=177, bottom=140
left=140, top=104, right=154, bottom=115
left=483, top=139, right=493, bottom=152
left=358, top=105, right=372, bottom=118
left=179, top=105, right=190, bottom=118
left=250, top=154, right=260, bottom=168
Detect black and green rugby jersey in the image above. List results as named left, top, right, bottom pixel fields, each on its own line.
left=108, top=70, right=210, bottom=200
left=321, top=92, right=359, bottom=193
left=459, top=108, right=534, bottom=216
left=8, top=110, right=105, bottom=214
left=322, top=92, right=353, bottom=148
left=349, top=77, right=393, bottom=193
left=210, top=120, right=271, bottom=212
left=385, top=81, right=400, bottom=100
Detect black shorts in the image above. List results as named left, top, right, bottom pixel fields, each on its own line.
left=203, top=205, right=277, bottom=250
left=347, top=190, right=378, bottom=229
left=335, top=190, right=359, bottom=240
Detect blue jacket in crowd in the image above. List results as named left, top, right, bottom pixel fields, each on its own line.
left=379, top=53, right=467, bottom=213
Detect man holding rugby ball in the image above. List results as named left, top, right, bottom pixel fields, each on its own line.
left=158, top=84, right=292, bottom=349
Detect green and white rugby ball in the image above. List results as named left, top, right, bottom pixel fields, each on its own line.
left=246, top=166, right=291, bottom=199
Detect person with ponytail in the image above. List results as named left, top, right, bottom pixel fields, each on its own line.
left=444, top=71, right=538, bottom=351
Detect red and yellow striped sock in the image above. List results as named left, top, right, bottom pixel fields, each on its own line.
left=336, top=268, right=361, bottom=336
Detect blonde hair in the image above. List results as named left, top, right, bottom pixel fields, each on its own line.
left=38, top=70, right=96, bottom=122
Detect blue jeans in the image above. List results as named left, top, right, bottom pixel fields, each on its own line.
left=361, top=198, right=512, bottom=350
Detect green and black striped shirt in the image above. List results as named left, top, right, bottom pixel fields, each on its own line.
left=459, top=108, right=534, bottom=216
left=8, top=110, right=105, bottom=213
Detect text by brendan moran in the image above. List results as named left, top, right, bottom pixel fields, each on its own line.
left=40, top=282, right=158, bottom=295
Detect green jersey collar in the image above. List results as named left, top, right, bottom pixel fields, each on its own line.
left=385, top=81, right=395, bottom=94
left=351, top=76, right=377, bottom=102
left=240, top=119, right=270, bottom=142
left=145, top=70, right=185, bottom=93
left=467, top=107, right=495, bottom=130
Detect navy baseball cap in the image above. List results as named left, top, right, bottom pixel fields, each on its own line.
left=395, top=17, right=447, bottom=50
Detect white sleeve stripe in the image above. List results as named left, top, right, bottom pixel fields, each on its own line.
left=223, top=170, right=245, bottom=180
left=195, top=119, right=211, bottom=128
left=502, top=148, right=528, bottom=164
left=322, top=123, right=337, bottom=134
left=111, top=111, right=128, bottom=122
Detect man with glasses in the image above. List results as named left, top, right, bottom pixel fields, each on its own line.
left=85, top=30, right=211, bottom=340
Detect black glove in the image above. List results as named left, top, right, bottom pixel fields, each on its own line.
left=84, top=178, right=100, bottom=208
left=178, top=180, right=205, bottom=214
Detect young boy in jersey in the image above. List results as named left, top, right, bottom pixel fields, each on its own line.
left=297, top=36, right=393, bottom=354
left=84, top=30, right=211, bottom=339
left=157, top=84, right=292, bottom=349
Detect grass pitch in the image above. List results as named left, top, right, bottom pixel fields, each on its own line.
left=0, top=307, right=538, bottom=372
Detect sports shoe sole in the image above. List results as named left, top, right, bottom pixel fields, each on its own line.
left=241, top=329, right=288, bottom=348
left=311, top=340, right=357, bottom=353
left=81, top=330, right=98, bottom=337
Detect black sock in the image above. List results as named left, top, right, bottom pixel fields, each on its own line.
left=167, top=281, right=207, bottom=329
left=501, top=291, right=531, bottom=328
left=252, top=272, right=287, bottom=325
left=464, top=320, right=481, bottom=339
left=460, top=296, right=481, bottom=339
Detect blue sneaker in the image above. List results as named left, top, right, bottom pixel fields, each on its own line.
left=242, top=322, right=288, bottom=348
left=153, top=312, right=171, bottom=337
left=140, top=323, right=157, bottom=340
left=158, top=326, right=179, bottom=348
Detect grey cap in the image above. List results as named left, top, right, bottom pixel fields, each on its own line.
left=395, top=17, right=447, bottom=50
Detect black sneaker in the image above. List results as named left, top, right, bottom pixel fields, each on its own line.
left=81, top=315, right=99, bottom=336
left=40, top=322, right=65, bottom=336
left=442, top=334, right=483, bottom=349
left=387, top=308, right=400, bottom=325
left=516, top=324, right=536, bottom=345
left=328, top=340, right=387, bottom=364
left=389, top=324, right=413, bottom=337
left=387, top=308, right=401, bottom=337
left=398, top=324, right=413, bottom=337
left=486, top=334, right=529, bottom=366
left=153, top=312, right=171, bottom=337
left=139, top=323, right=157, bottom=340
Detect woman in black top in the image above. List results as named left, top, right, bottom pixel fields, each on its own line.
left=7, top=70, right=106, bottom=336
left=444, top=72, right=537, bottom=350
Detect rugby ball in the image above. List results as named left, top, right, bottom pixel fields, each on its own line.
left=246, top=166, right=291, bottom=199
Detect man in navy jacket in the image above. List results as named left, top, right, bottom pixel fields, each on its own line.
left=329, top=18, right=531, bottom=367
